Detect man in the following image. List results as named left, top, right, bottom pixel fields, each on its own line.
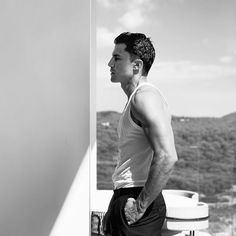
left=102, top=32, right=178, bottom=236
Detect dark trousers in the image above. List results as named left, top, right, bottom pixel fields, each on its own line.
left=103, top=187, right=166, bottom=236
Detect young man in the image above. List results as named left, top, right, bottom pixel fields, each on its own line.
left=103, top=32, right=178, bottom=236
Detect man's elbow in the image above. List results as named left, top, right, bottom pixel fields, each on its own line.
left=154, top=150, right=178, bottom=167
left=170, top=154, right=178, bottom=167
left=166, top=151, right=178, bottom=167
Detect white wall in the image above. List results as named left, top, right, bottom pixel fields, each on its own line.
left=0, top=0, right=90, bottom=235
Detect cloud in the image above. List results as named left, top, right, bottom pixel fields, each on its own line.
left=118, top=9, right=145, bottom=29
left=97, top=0, right=153, bottom=9
left=125, top=0, right=154, bottom=10
left=149, top=60, right=236, bottom=81
left=118, top=0, right=155, bottom=29
left=219, top=56, right=234, bottom=64
left=97, top=0, right=155, bottom=29
left=223, top=38, right=236, bottom=55
left=96, top=27, right=117, bottom=49
left=201, top=38, right=209, bottom=45
left=96, top=0, right=114, bottom=8
left=170, top=0, right=187, bottom=3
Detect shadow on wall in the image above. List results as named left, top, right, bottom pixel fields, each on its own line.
left=0, top=0, right=90, bottom=235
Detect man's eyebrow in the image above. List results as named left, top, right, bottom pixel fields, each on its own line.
left=112, top=53, right=121, bottom=57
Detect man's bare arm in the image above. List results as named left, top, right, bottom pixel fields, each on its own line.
left=124, top=87, right=178, bottom=224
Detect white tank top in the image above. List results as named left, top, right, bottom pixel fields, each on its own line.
left=112, top=82, right=169, bottom=189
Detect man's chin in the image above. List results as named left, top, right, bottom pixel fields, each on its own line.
left=110, top=76, right=119, bottom=83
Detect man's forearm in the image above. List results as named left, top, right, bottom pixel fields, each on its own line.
left=136, top=152, right=176, bottom=213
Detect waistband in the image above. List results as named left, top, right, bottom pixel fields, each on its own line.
left=113, top=187, right=165, bottom=204
left=113, top=187, right=143, bottom=197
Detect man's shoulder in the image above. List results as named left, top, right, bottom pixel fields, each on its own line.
left=132, top=84, right=165, bottom=110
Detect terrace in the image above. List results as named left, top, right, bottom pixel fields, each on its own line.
left=90, top=146, right=210, bottom=236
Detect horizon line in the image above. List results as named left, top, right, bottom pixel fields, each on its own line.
left=96, top=110, right=236, bottom=119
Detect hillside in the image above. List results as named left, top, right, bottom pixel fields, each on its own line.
left=97, top=111, right=236, bottom=198
left=222, top=112, right=236, bottom=126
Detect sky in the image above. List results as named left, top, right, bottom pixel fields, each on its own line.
left=95, top=0, right=236, bottom=117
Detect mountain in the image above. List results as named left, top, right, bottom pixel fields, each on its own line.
left=222, top=112, right=236, bottom=126
left=96, top=111, right=236, bottom=197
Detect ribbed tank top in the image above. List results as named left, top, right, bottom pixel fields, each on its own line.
left=112, top=82, right=169, bottom=189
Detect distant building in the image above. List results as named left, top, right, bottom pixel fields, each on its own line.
left=101, top=122, right=110, bottom=127
left=180, top=118, right=190, bottom=122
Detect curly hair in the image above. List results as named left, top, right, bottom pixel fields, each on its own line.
left=114, top=32, right=155, bottom=75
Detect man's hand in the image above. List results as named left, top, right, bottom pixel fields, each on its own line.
left=124, top=198, right=144, bottom=225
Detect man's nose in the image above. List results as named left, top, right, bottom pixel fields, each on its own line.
left=108, top=58, right=114, bottom=67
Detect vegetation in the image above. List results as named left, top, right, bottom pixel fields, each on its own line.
left=97, top=111, right=236, bottom=197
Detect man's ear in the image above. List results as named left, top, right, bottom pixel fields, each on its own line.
left=133, top=59, right=143, bottom=73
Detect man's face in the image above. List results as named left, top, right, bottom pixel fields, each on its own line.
left=108, top=43, right=134, bottom=83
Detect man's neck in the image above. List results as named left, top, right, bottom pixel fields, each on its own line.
left=121, top=75, right=148, bottom=98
